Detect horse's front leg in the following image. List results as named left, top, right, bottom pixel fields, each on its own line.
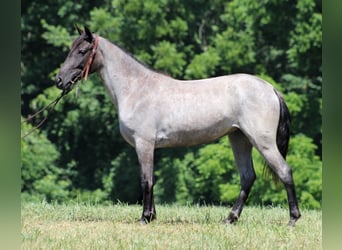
left=135, top=138, right=156, bottom=223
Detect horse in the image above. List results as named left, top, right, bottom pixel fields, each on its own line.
left=56, top=26, right=301, bottom=226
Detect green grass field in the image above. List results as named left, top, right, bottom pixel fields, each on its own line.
left=22, top=201, right=321, bottom=249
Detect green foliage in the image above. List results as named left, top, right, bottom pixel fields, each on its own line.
left=41, top=20, right=73, bottom=49
left=185, top=48, right=221, bottom=79
left=176, top=140, right=238, bottom=204
left=21, top=121, right=71, bottom=202
left=109, top=148, right=141, bottom=203
left=152, top=41, right=186, bottom=77
left=21, top=0, right=321, bottom=209
left=89, top=7, right=121, bottom=37
left=214, top=1, right=257, bottom=73
left=32, top=175, right=71, bottom=202
left=287, top=135, right=322, bottom=209
left=287, top=0, right=322, bottom=74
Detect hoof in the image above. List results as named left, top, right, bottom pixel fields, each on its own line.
left=224, top=215, right=238, bottom=225
left=137, top=219, right=148, bottom=225
left=288, top=215, right=301, bottom=227
left=288, top=219, right=297, bottom=227
left=140, top=214, right=156, bottom=224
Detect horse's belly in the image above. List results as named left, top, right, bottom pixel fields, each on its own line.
left=155, top=121, right=236, bottom=148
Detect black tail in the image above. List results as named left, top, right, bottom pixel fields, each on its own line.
left=274, top=89, right=291, bottom=160
left=264, top=89, right=291, bottom=183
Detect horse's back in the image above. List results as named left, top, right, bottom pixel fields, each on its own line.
left=175, top=73, right=280, bottom=121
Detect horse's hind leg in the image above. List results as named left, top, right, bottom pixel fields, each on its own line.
left=225, top=129, right=256, bottom=224
left=254, top=138, right=301, bottom=226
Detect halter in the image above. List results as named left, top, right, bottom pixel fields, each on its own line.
left=81, top=35, right=99, bottom=81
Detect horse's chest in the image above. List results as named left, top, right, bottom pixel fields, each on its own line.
left=118, top=121, right=136, bottom=147
left=118, top=115, right=155, bottom=147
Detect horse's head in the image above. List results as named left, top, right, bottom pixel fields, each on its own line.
left=56, top=26, right=99, bottom=92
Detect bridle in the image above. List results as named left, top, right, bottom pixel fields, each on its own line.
left=81, top=35, right=99, bottom=81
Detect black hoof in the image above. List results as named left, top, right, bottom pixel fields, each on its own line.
left=224, top=215, right=238, bottom=225
left=140, top=214, right=156, bottom=224
left=137, top=218, right=148, bottom=225
left=288, top=215, right=301, bottom=227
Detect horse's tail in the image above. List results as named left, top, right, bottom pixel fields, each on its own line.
left=274, top=89, right=291, bottom=160
left=264, top=89, right=291, bottom=183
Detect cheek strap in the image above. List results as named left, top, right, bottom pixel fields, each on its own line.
left=82, top=35, right=99, bottom=80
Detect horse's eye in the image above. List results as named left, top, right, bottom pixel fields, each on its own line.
left=79, top=49, right=87, bottom=55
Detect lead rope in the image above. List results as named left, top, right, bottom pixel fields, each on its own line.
left=21, top=90, right=68, bottom=138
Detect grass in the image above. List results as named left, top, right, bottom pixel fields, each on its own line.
left=22, top=201, right=321, bottom=249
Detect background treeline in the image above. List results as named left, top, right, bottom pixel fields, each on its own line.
left=21, top=0, right=322, bottom=209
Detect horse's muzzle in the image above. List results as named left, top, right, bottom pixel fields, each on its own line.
left=55, top=75, right=74, bottom=91
left=56, top=76, right=64, bottom=89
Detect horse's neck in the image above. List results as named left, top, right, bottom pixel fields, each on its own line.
left=97, top=37, right=155, bottom=108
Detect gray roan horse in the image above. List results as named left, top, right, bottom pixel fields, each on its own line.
left=56, top=26, right=301, bottom=226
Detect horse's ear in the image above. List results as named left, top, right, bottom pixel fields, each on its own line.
left=75, top=24, right=83, bottom=35
left=84, top=26, right=93, bottom=43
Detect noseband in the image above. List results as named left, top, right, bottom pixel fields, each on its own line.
left=81, top=35, right=99, bottom=81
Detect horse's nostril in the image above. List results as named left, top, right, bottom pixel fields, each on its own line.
left=56, top=77, right=63, bottom=89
